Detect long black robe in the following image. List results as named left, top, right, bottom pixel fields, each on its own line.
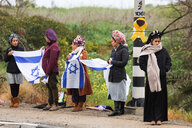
left=139, top=47, right=172, bottom=122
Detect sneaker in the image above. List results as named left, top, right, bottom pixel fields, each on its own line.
left=49, top=105, right=59, bottom=111
left=43, top=104, right=52, bottom=111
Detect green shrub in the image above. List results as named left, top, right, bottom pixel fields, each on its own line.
left=0, top=10, right=78, bottom=55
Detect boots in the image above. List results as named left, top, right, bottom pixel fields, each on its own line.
left=13, top=97, right=19, bottom=107
left=78, top=102, right=84, bottom=111
left=119, top=102, right=125, bottom=115
left=10, top=97, right=14, bottom=107
left=72, top=103, right=78, bottom=112
left=72, top=102, right=84, bottom=112
left=108, top=101, right=120, bottom=116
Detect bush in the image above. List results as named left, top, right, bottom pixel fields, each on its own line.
left=0, top=10, right=78, bottom=58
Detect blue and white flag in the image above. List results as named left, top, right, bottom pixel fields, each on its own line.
left=13, top=50, right=46, bottom=84
left=61, top=53, right=85, bottom=89
left=80, top=58, right=112, bottom=70
left=81, top=58, right=130, bottom=96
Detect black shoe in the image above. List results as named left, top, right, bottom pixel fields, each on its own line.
left=119, top=102, right=125, bottom=115
left=120, top=111, right=124, bottom=115
left=108, top=101, right=120, bottom=116
left=119, top=110, right=124, bottom=115
left=108, top=111, right=120, bottom=116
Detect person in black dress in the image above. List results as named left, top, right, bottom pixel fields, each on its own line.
left=138, top=30, right=172, bottom=125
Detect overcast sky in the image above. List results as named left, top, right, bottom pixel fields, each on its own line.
left=8, top=0, right=177, bottom=9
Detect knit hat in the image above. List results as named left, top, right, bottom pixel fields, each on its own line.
left=146, top=30, right=162, bottom=44
left=73, top=35, right=85, bottom=49
left=112, top=30, right=126, bottom=45
left=45, top=29, right=58, bottom=42
left=8, top=34, right=18, bottom=44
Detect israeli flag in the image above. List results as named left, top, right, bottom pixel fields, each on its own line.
left=80, top=58, right=112, bottom=70
left=81, top=58, right=130, bottom=96
left=61, top=53, right=85, bottom=89
left=13, top=50, right=46, bottom=84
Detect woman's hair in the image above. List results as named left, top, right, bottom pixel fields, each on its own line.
left=146, top=30, right=162, bottom=44
left=9, top=34, right=18, bottom=44
left=112, top=36, right=116, bottom=42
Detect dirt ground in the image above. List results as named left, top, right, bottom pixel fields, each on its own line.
left=0, top=101, right=192, bottom=128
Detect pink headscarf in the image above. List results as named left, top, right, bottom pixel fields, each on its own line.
left=112, top=30, right=126, bottom=45
left=73, top=35, right=85, bottom=49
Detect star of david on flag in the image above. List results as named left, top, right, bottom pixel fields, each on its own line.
left=31, top=66, right=40, bottom=77
left=68, top=63, right=78, bottom=74
left=61, top=54, right=85, bottom=89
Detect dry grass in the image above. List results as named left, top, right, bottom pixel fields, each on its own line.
left=25, top=6, right=174, bottom=31
left=25, top=7, right=134, bottom=26
left=0, top=80, right=47, bottom=105
left=2, top=6, right=171, bottom=29
left=168, top=108, right=192, bottom=123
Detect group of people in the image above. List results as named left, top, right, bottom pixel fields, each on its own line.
left=3, top=28, right=171, bottom=125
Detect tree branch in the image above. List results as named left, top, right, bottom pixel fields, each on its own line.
left=161, top=12, right=190, bottom=34
left=171, top=4, right=183, bottom=16
left=162, top=0, right=192, bottom=35
left=163, top=25, right=192, bottom=35
left=5, top=0, right=12, bottom=6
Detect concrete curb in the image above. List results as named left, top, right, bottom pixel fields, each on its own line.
left=0, top=121, right=64, bottom=128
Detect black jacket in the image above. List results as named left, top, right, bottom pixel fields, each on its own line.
left=139, top=47, right=172, bottom=76
left=108, top=44, right=129, bottom=82
left=4, top=45, right=24, bottom=73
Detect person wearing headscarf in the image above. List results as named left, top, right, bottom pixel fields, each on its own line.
left=66, top=35, right=93, bottom=112
left=138, top=30, right=172, bottom=125
left=107, top=30, right=129, bottom=116
left=42, top=29, right=60, bottom=111
left=4, top=33, right=24, bottom=107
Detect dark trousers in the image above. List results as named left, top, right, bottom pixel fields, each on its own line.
left=46, top=72, right=58, bottom=106
left=70, top=89, right=86, bottom=103
left=10, top=84, right=20, bottom=97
